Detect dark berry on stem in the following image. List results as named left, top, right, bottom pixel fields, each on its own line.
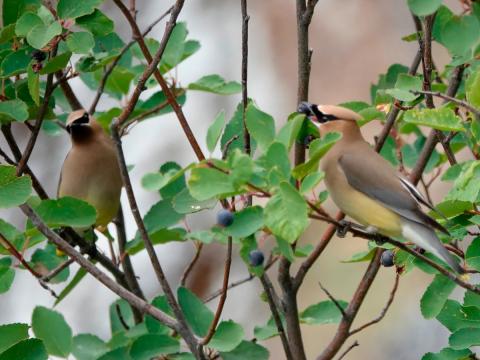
left=249, top=250, right=264, bottom=267
left=381, top=250, right=395, bottom=267
left=217, top=209, right=234, bottom=227
left=31, top=50, right=46, bottom=62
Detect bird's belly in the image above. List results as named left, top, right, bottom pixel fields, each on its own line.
left=59, top=171, right=121, bottom=226
left=328, top=183, right=402, bottom=237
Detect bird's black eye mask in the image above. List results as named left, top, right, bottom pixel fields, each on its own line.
left=66, top=113, right=90, bottom=134
left=297, top=102, right=339, bottom=123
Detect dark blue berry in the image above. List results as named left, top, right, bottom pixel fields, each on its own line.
left=381, top=250, right=395, bottom=267
left=217, top=209, right=234, bottom=227
left=31, top=50, right=46, bottom=62
left=249, top=250, right=264, bottom=267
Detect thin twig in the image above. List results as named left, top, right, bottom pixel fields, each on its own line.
left=241, top=0, right=250, bottom=157
left=16, top=70, right=55, bottom=176
left=115, top=205, right=145, bottom=323
left=110, top=125, right=201, bottom=357
left=20, top=203, right=178, bottom=329
left=337, top=341, right=359, bottom=360
left=0, top=234, right=58, bottom=298
left=204, top=256, right=278, bottom=303
left=89, top=7, right=173, bottom=114
left=113, top=0, right=205, bottom=162
left=201, top=237, right=232, bottom=345
left=41, top=258, right=74, bottom=282
left=319, top=282, right=347, bottom=318
left=349, top=273, right=400, bottom=336
left=180, top=242, right=203, bottom=287
left=260, top=273, right=293, bottom=360
left=412, top=90, right=480, bottom=117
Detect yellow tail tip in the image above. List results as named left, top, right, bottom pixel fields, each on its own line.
left=459, top=273, right=470, bottom=282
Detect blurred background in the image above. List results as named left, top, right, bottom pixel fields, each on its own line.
left=0, top=0, right=468, bottom=359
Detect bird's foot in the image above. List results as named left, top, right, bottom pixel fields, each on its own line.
left=337, top=220, right=352, bottom=238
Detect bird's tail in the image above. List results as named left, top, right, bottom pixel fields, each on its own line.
left=401, top=220, right=464, bottom=274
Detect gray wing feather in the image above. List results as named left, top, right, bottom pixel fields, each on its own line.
left=338, top=152, right=449, bottom=234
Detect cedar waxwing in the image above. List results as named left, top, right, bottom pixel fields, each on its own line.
left=298, top=102, right=464, bottom=274
left=58, top=110, right=123, bottom=227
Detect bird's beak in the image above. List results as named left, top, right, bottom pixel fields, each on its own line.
left=297, top=101, right=324, bottom=124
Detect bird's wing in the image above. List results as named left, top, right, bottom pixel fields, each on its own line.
left=338, top=151, right=448, bottom=234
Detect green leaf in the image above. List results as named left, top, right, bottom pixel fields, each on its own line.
left=0, top=260, right=14, bottom=294
left=145, top=296, right=172, bottom=334
left=299, top=171, right=324, bottom=194
left=32, top=306, right=72, bottom=357
left=178, top=287, right=213, bottom=337
left=27, top=65, right=39, bottom=105
left=158, top=162, right=188, bottom=199
left=420, top=274, right=456, bottom=319
left=0, top=339, right=47, bottom=360
left=76, top=9, right=114, bottom=36
left=254, top=317, right=283, bottom=341
left=403, top=107, right=464, bottom=132
left=54, top=267, right=87, bottom=306
left=264, top=181, right=309, bottom=243
left=300, top=300, right=348, bottom=325
left=209, top=320, right=244, bottom=352
left=31, top=244, right=69, bottom=283
left=172, top=188, right=216, bottom=214
left=220, top=102, right=256, bottom=156
left=407, top=0, right=443, bottom=16
left=466, top=237, right=480, bottom=272
left=436, top=300, right=480, bottom=332
left=292, top=132, right=342, bottom=179
left=422, top=347, right=473, bottom=360
left=206, top=110, right=225, bottom=153
left=15, top=12, right=43, bottom=37
left=162, top=22, right=187, bottom=68
left=1, top=48, right=31, bottom=77
left=0, top=165, right=32, bottom=207
left=445, top=161, right=480, bottom=202
left=220, top=341, right=269, bottom=360
left=2, top=0, right=41, bottom=26
left=259, top=142, right=291, bottom=183
left=0, top=323, right=29, bottom=353
left=0, top=24, right=16, bottom=44
left=66, top=31, right=94, bottom=54
left=385, top=73, right=423, bottom=101
left=188, top=167, right=235, bottom=201
left=228, top=149, right=254, bottom=187
left=441, top=15, right=480, bottom=56
left=188, top=74, right=241, bottom=95
left=109, top=299, right=134, bottom=334
left=224, top=206, right=264, bottom=238
left=34, top=197, right=97, bottom=228
left=449, top=327, right=480, bottom=349
left=0, top=100, right=29, bottom=123
left=341, top=248, right=376, bottom=263
left=39, top=52, right=72, bottom=74
left=129, top=335, right=179, bottom=360
left=143, top=200, right=183, bottom=233
left=276, top=114, right=304, bottom=151
left=57, top=0, right=103, bottom=19
left=72, top=334, right=108, bottom=360
left=26, top=22, right=62, bottom=49
left=466, top=69, right=480, bottom=109
left=245, top=103, right=275, bottom=152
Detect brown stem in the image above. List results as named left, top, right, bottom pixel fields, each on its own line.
left=20, top=203, right=178, bottom=329
left=116, top=205, right=145, bottom=323
left=16, top=71, right=55, bottom=176
left=113, top=0, right=205, bottom=162
left=110, top=125, right=201, bottom=358
left=413, top=90, right=480, bottom=117
left=316, top=250, right=383, bottom=360
left=201, top=237, right=232, bottom=345
left=260, top=273, right=293, bottom=360
left=337, top=341, right=359, bottom=360
left=41, top=258, right=74, bottom=282
left=180, top=242, right=203, bottom=287
left=55, top=71, right=83, bottom=110
left=349, top=273, right=400, bottom=336
left=241, top=0, right=251, bottom=157
left=89, top=7, right=173, bottom=114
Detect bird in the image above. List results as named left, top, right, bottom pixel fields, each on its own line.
left=297, top=102, right=464, bottom=273
left=58, top=109, right=123, bottom=229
